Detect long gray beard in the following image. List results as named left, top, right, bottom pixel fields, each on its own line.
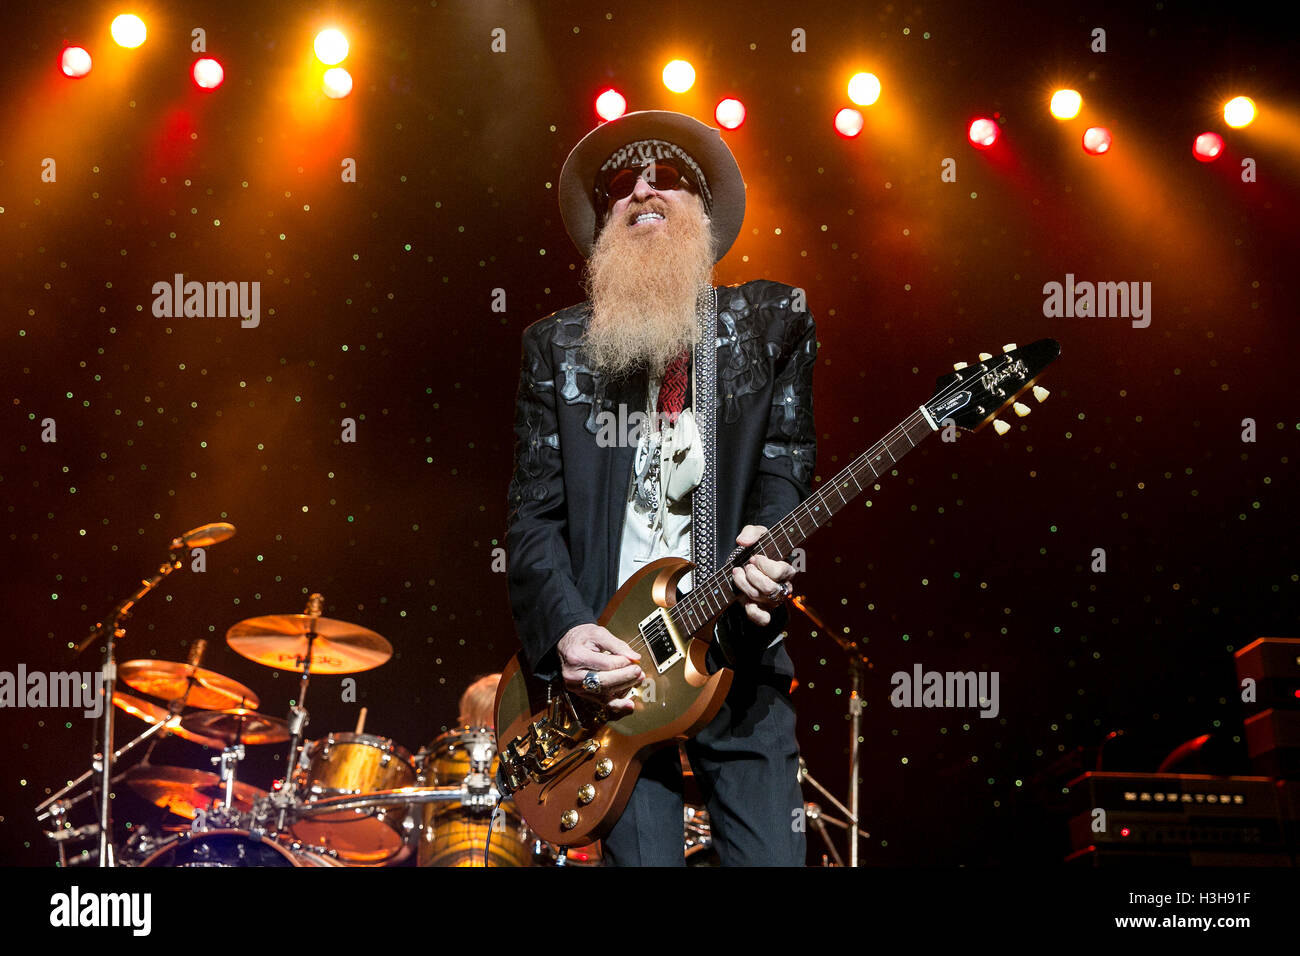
left=581, top=202, right=714, bottom=379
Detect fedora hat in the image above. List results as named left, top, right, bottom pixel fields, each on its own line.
left=558, top=110, right=745, bottom=262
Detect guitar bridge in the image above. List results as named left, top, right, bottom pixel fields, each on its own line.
left=498, top=687, right=602, bottom=794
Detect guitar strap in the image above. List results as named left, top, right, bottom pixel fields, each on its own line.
left=691, top=285, right=719, bottom=579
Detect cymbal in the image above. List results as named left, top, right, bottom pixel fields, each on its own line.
left=226, top=614, right=392, bottom=674
left=124, top=765, right=267, bottom=820
left=180, top=709, right=290, bottom=746
left=118, top=659, right=260, bottom=711
left=111, top=690, right=227, bottom=749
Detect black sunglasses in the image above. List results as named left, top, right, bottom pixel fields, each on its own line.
left=596, top=158, right=699, bottom=211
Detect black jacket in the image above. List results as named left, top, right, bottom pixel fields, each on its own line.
left=505, top=279, right=817, bottom=681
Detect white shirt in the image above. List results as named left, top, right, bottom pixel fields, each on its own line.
left=617, top=380, right=702, bottom=591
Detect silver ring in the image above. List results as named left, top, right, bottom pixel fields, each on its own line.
left=581, top=670, right=601, bottom=692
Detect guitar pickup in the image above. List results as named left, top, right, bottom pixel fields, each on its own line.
left=638, top=607, right=684, bottom=674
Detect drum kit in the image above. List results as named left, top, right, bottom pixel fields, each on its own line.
left=37, top=593, right=599, bottom=867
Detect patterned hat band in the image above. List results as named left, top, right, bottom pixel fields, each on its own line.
left=596, top=138, right=713, bottom=215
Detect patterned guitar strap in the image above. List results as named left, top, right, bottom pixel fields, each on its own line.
left=690, top=286, right=731, bottom=661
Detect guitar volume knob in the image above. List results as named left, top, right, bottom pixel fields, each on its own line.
left=561, top=810, right=579, bottom=831
left=594, top=758, right=613, bottom=779
left=577, top=784, right=596, bottom=804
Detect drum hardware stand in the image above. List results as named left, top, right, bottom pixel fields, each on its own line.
left=790, top=594, right=872, bottom=867
left=214, top=743, right=247, bottom=811
left=35, top=716, right=172, bottom=823
left=276, top=592, right=324, bottom=833
left=36, top=626, right=213, bottom=863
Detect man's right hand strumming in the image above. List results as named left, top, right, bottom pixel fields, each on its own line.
left=558, top=623, right=644, bottom=714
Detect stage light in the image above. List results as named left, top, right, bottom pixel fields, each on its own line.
left=1193, top=132, right=1224, bottom=162
left=192, top=58, right=224, bottom=91
left=847, top=72, right=881, bottom=106
left=1050, top=89, right=1082, bottom=120
left=1223, top=96, right=1256, bottom=128
left=1082, top=126, right=1112, bottom=155
left=834, top=108, right=864, bottom=138
left=60, top=46, right=92, bottom=78
left=314, top=29, right=349, bottom=66
left=715, top=98, right=745, bottom=130
left=968, top=117, right=999, bottom=149
left=662, top=60, right=695, bottom=94
left=111, top=14, right=147, bottom=48
left=322, top=67, right=353, bottom=99
left=595, top=88, right=626, bottom=122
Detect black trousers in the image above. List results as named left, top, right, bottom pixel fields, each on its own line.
left=600, top=641, right=805, bottom=867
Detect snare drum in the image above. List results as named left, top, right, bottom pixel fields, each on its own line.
left=417, top=726, right=534, bottom=867
left=290, top=732, right=416, bottom=863
left=139, top=829, right=344, bottom=867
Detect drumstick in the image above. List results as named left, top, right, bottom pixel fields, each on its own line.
left=354, top=707, right=367, bottom=735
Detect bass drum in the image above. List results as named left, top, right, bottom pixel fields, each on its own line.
left=418, top=727, right=534, bottom=867
left=138, top=829, right=345, bottom=867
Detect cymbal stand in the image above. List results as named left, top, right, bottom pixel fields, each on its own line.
left=275, top=593, right=323, bottom=832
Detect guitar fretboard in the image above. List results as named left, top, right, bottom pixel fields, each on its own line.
left=668, top=408, right=935, bottom=638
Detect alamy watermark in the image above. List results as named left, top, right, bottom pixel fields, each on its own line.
left=0, top=665, right=105, bottom=718
left=151, top=273, right=261, bottom=328
left=890, top=663, right=1000, bottom=719
left=49, top=886, right=151, bottom=936
left=595, top=406, right=683, bottom=448
left=1042, top=274, right=1150, bottom=328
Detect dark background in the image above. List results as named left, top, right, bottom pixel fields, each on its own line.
left=1, top=0, right=1296, bottom=866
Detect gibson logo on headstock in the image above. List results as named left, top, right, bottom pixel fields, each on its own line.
left=981, top=359, right=1028, bottom=396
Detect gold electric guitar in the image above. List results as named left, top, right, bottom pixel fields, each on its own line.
left=495, top=339, right=1062, bottom=846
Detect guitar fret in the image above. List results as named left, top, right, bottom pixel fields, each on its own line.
left=672, top=411, right=934, bottom=642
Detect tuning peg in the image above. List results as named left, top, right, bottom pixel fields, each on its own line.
left=1032, top=385, right=1050, bottom=403
left=1003, top=343, right=1017, bottom=353
left=978, top=352, right=993, bottom=362
left=953, top=361, right=968, bottom=371
left=1013, top=402, right=1031, bottom=417
left=992, top=418, right=1010, bottom=436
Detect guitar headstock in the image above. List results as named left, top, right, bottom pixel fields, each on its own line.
left=924, top=339, right=1061, bottom=434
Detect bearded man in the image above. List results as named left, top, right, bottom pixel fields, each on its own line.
left=504, top=111, right=817, bottom=866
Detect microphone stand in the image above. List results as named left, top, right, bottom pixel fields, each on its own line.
left=73, top=550, right=183, bottom=866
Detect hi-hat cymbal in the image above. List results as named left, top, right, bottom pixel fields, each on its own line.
left=180, top=709, right=290, bottom=746
left=118, top=659, right=260, bottom=711
left=124, top=765, right=268, bottom=820
left=226, top=614, right=392, bottom=674
left=112, top=690, right=226, bottom=748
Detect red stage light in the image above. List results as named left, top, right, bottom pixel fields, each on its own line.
left=1193, top=131, right=1224, bottom=162
left=715, top=98, right=745, bottom=130
left=968, top=117, right=999, bottom=149
left=60, top=46, right=92, bottom=78
left=192, top=58, right=224, bottom=91
left=834, top=108, right=864, bottom=138
left=1120, top=827, right=1131, bottom=837
left=1082, top=126, right=1112, bottom=155
left=595, top=89, right=626, bottom=122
